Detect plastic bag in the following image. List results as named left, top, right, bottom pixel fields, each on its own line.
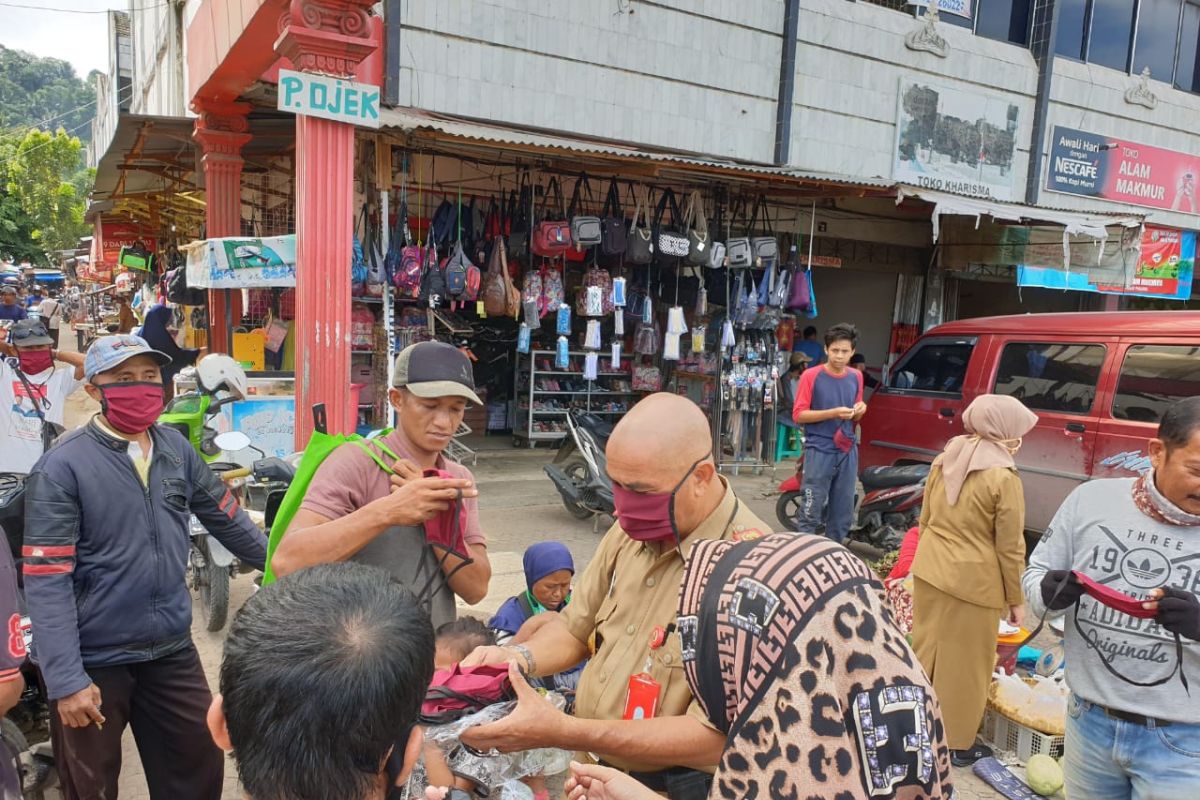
left=585, top=319, right=601, bottom=350
left=666, top=305, right=687, bottom=335
left=517, top=323, right=531, bottom=354
left=663, top=332, right=681, bottom=361
left=641, top=299, right=652, bottom=325
left=611, top=341, right=621, bottom=371
left=523, top=299, right=540, bottom=328
left=585, top=285, right=603, bottom=317
left=691, top=326, right=705, bottom=353
left=556, top=303, right=572, bottom=336
left=584, top=352, right=599, bottom=380
left=556, top=336, right=570, bottom=369
left=614, top=310, right=624, bottom=336
left=634, top=322, right=659, bottom=355
left=612, top=276, right=627, bottom=307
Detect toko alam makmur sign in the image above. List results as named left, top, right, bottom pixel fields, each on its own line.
left=276, top=69, right=382, bottom=128
left=1045, top=125, right=1199, bottom=215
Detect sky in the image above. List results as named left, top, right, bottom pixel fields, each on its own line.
left=1, top=0, right=117, bottom=81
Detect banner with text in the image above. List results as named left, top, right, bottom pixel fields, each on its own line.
left=1046, top=126, right=1200, bottom=215
left=1017, top=226, right=1195, bottom=300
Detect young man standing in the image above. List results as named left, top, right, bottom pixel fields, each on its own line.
left=0, top=286, right=27, bottom=323
left=0, top=318, right=85, bottom=474
left=792, top=323, right=867, bottom=542
left=22, top=334, right=268, bottom=799
left=271, top=340, right=490, bottom=630
left=793, top=325, right=825, bottom=366
left=1023, top=397, right=1200, bottom=800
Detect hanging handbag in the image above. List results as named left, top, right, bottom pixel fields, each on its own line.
left=625, top=186, right=653, bottom=265
left=725, top=198, right=752, bottom=268
left=575, top=261, right=615, bottom=317
left=507, top=174, right=533, bottom=260
left=750, top=195, right=778, bottom=266
left=652, top=188, right=689, bottom=263
left=568, top=173, right=602, bottom=249
left=684, top=190, right=711, bottom=266
left=599, top=177, right=627, bottom=258
left=419, top=243, right=447, bottom=308
left=531, top=177, right=572, bottom=258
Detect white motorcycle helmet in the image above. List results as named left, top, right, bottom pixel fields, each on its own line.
left=196, top=353, right=249, bottom=400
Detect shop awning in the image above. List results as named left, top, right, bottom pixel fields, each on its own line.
left=89, top=114, right=201, bottom=223
left=378, top=106, right=895, bottom=195
left=896, top=185, right=1144, bottom=242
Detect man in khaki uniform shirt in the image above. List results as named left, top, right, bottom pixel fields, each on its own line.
left=463, top=394, right=772, bottom=799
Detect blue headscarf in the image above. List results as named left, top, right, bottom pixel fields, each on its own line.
left=523, top=541, right=574, bottom=592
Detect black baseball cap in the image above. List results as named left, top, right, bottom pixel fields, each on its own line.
left=392, top=341, right=482, bottom=405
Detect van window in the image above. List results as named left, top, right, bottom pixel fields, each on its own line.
left=887, top=339, right=975, bottom=395
left=1113, top=345, right=1200, bottom=423
left=993, top=342, right=1105, bottom=414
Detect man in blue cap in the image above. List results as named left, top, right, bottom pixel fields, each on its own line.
left=22, top=334, right=268, bottom=800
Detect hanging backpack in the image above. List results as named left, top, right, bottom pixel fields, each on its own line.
left=351, top=206, right=369, bottom=285
left=420, top=664, right=515, bottom=725
left=385, top=190, right=414, bottom=286
left=575, top=262, right=614, bottom=317
left=444, top=241, right=472, bottom=299
left=165, top=266, right=206, bottom=306
left=482, top=236, right=521, bottom=318
left=429, top=199, right=457, bottom=248
left=523, top=260, right=565, bottom=319
left=508, top=175, right=533, bottom=261
left=420, top=243, right=448, bottom=308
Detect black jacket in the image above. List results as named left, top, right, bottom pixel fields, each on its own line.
left=23, top=419, right=267, bottom=700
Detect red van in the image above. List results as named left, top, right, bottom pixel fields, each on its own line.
left=859, top=311, right=1200, bottom=534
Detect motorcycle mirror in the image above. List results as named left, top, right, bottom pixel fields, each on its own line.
left=214, top=431, right=252, bottom=452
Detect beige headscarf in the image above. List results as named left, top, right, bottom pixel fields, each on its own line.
left=934, top=394, right=1038, bottom=505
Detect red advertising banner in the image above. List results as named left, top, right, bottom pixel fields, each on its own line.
left=1046, top=126, right=1199, bottom=215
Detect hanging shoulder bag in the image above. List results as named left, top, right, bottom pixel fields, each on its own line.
left=507, top=174, right=532, bottom=260
left=652, top=188, right=689, bottom=263
left=625, top=186, right=653, bottom=265
left=568, top=173, right=602, bottom=249
left=684, top=190, right=711, bottom=266
left=725, top=197, right=753, bottom=268
left=750, top=195, right=778, bottom=266
left=600, top=177, right=627, bottom=257
left=531, top=177, right=572, bottom=258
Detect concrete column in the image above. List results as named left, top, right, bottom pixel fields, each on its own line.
left=192, top=101, right=252, bottom=352
left=276, top=0, right=378, bottom=447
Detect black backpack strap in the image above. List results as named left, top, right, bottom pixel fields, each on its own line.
left=516, top=592, right=537, bottom=621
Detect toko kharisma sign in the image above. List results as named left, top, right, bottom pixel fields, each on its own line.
left=276, top=69, right=381, bottom=128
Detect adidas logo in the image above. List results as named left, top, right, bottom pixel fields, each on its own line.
left=1127, top=558, right=1167, bottom=582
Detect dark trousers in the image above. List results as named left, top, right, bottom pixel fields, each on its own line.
left=49, top=644, right=223, bottom=800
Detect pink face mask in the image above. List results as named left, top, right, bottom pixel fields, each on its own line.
left=98, top=382, right=165, bottom=434
left=17, top=350, right=53, bottom=375
left=612, top=458, right=703, bottom=543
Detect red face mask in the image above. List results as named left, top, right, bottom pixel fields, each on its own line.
left=17, top=350, right=53, bottom=375
left=612, top=458, right=703, bottom=543
left=98, top=382, right=165, bottom=434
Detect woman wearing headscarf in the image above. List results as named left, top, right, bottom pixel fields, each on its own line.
left=139, top=301, right=202, bottom=401
left=565, top=532, right=956, bottom=800
left=910, top=393, right=1038, bottom=766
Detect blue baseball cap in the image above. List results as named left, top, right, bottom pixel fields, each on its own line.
left=84, top=334, right=171, bottom=380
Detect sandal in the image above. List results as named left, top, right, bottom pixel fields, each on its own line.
left=950, top=742, right=993, bottom=767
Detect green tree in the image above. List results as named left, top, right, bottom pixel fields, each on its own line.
left=4, top=128, right=91, bottom=256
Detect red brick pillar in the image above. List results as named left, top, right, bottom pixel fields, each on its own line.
left=276, top=0, right=379, bottom=446
left=192, top=101, right=252, bottom=353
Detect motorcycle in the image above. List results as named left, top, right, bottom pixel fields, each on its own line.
left=544, top=408, right=615, bottom=528
left=0, top=473, right=57, bottom=799
left=775, top=460, right=929, bottom=550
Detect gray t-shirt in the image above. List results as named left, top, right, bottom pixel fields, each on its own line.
left=1023, top=478, right=1200, bottom=723
left=353, top=524, right=456, bottom=630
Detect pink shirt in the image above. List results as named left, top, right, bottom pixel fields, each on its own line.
left=300, top=427, right=485, bottom=546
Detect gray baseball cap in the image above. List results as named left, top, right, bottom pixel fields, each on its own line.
left=392, top=341, right=482, bottom=405
left=84, top=334, right=172, bottom=380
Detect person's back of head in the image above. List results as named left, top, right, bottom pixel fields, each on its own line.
left=210, top=563, right=435, bottom=800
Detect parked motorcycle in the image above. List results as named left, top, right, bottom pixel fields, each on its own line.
left=0, top=473, right=58, bottom=799
left=776, top=461, right=928, bottom=550
left=544, top=408, right=615, bottom=526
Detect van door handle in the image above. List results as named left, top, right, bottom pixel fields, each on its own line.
left=1065, top=422, right=1086, bottom=433
left=939, top=408, right=955, bottom=418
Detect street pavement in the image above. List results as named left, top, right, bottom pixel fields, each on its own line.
left=54, top=389, right=1011, bottom=799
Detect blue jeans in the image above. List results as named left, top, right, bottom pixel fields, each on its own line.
left=795, top=446, right=857, bottom=543
left=1065, top=694, right=1200, bottom=800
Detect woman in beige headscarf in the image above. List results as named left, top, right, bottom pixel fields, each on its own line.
left=911, top=394, right=1038, bottom=766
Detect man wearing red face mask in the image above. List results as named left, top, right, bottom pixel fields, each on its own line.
left=461, top=393, right=771, bottom=800
left=22, top=334, right=268, bottom=800
left=0, top=318, right=85, bottom=474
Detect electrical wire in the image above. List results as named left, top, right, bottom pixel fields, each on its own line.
left=0, top=84, right=133, bottom=142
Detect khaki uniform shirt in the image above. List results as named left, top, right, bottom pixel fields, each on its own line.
left=561, top=479, right=771, bottom=773
left=910, top=464, right=1026, bottom=610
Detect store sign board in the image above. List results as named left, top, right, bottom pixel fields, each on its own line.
left=907, top=0, right=973, bottom=19
left=185, top=235, right=297, bottom=289
left=1045, top=126, right=1199, bottom=215
left=1017, top=226, right=1195, bottom=300
left=893, top=77, right=1019, bottom=201
left=277, top=69, right=381, bottom=128
left=799, top=255, right=843, bottom=269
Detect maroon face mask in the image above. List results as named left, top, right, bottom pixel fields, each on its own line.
left=17, top=350, right=53, bottom=375
left=98, top=382, right=165, bottom=434
left=612, top=458, right=704, bottom=543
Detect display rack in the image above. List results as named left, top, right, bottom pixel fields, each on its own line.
left=513, top=349, right=635, bottom=447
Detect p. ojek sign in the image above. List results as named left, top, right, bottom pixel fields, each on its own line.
left=277, top=69, right=381, bottom=128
